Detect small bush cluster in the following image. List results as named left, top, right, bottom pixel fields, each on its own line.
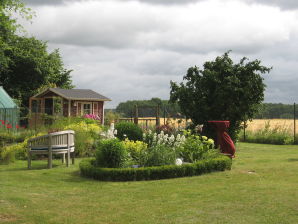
left=0, top=132, right=45, bottom=164
left=115, top=122, right=143, bottom=141
left=79, top=156, right=232, bottom=181
left=96, top=139, right=129, bottom=168
left=178, top=134, right=215, bottom=163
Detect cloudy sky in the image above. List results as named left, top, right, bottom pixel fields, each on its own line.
left=20, top=0, right=298, bottom=108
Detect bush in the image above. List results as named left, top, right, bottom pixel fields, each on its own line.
left=143, top=144, right=177, bottom=167
left=178, top=134, right=215, bottom=163
left=0, top=132, right=45, bottom=164
left=0, top=129, right=35, bottom=145
left=96, top=139, right=130, bottom=168
left=122, top=139, right=147, bottom=164
left=79, top=155, right=232, bottom=181
left=115, top=122, right=143, bottom=141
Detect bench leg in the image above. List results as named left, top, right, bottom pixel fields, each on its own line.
left=28, top=152, right=31, bottom=169
left=48, top=151, right=52, bottom=169
left=62, top=153, right=65, bottom=164
left=71, top=152, right=75, bottom=165
left=66, top=150, right=70, bottom=167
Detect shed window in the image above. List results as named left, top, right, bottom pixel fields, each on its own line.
left=82, top=103, right=91, bottom=115
left=32, top=100, right=41, bottom=113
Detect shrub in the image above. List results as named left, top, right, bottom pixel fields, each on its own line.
left=122, top=139, right=147, bottom=164
left=0, top=132, right=45, bottom=164
left=178, top=134, right=215, bottom=163
left=79, top=155, right=232, bottom=181
left=115, top=122, right=143, bottom=141
left=143, top=144, right=177, bottom=167
left=96, top=139, right=130, bottom=168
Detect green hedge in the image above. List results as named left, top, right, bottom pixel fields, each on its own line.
left=79, top=155, right=232, bottom=181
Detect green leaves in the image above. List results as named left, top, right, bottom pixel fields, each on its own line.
left=170, top=51, right=271, bottom=140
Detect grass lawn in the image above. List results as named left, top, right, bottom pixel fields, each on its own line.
left=0, top=142, right=298, bottom=224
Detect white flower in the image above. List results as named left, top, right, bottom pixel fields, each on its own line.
left=148, top=130, right=152, bottom=135
left=181, top=135, right=186, bottom=142
left=175, top=158, right=183, bottom=166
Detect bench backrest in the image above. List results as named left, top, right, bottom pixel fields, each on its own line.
left=28, top=130, right=75, bottom=150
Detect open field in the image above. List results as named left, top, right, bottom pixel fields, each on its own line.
left=1, top=142, right=298, bottom=224
left=245, top=119, right=295, bottom=134
left=122, top=118, right=296, bottom=134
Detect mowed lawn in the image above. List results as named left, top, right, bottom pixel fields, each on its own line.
left=1, top=143, right=298, bottom=224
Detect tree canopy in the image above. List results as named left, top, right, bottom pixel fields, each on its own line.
left=170, top=52, right=271, bottom=140
left=0, top=0, right=73, bottom=110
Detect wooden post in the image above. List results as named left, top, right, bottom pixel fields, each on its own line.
left=243, top=121, right=246, bottom=142
left=68, top=100, right=71, bottom=117
left=294, top=103, right=296, bottom=144
left=164, top=107, right=166, bottom=125
left=48, top=135, right=52, bottom=169
left=134, top=105, right=138, bottom=125
left=156, top=105, right=160, bottom=126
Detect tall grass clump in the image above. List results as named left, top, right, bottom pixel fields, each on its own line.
left=239, top=121, right=293, bottom=145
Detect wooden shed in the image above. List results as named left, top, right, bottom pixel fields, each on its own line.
left=29, top=88, right=111, bottom=127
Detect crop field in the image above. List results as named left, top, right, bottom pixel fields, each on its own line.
left=120, top=118, right=296, bottom=134
left=245, top=119, right=295, bottom=134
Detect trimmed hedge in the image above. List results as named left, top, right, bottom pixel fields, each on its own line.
left=79, top=155, right=232, bottom=181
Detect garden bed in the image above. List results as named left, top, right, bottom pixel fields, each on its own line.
left=79, top=156, right=232, bottom=181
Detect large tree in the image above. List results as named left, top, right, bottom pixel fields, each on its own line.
left=170, top=52, right=271, bottom=140
left=0, top=0, right=73, bottom=109
left=0, top=36, right=73, bottom=107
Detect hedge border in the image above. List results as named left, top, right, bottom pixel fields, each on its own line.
left=79, top=156, right=232, bottom=181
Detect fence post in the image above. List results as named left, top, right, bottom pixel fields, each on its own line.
left=294, top=103, right=296, bottom=144
left=134, top=105, right=138, bottom=125
left=243, top=121, right=246, bottom=142
left=156, top=104, right=160, bottom=126
left=164, top=107, right=166, bottom=125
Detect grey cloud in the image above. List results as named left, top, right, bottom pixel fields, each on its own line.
left=245, top=0, right=298, bottom=10
left=20, top=0, right=298, bottom=107
left=23, top=0, right=86, bottom=6
left=23, top=0, right=202, bottom=6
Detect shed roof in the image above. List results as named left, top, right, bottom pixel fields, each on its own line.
left=33, top=88, right=111, bottom=101
left=0, top=87, right=18, bottom=108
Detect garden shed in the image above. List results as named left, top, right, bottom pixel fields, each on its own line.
left=0, top=86, right=19, bottom=130
left=29, top=88, right=111, bottom=127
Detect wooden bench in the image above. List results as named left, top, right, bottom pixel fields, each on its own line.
left=27, top=130, right=75, bottom=169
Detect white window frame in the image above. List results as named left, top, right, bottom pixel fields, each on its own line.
left=81, top=102, right=92, bottom=115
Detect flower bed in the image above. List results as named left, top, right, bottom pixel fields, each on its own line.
left=79, top=155, right=232, bottom=181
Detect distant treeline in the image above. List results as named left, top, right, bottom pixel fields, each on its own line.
left=114, top=98, right=182, bottom=118
left=254, top=103, right=294, bottom=119
left=111, top=101, right=296, bottom=119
